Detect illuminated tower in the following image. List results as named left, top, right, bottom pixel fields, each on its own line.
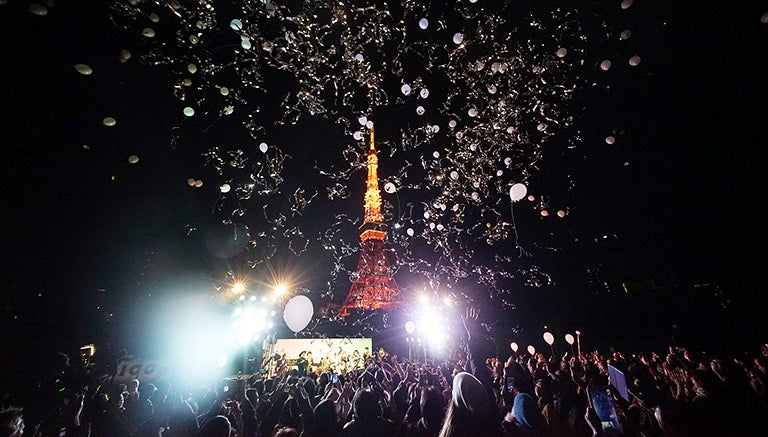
left=338, top=127, right=402, bottom=317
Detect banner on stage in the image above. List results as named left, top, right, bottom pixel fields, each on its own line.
left=112, top=357, right=173, bottom=385
left=273, top=338, right=372, bottom=360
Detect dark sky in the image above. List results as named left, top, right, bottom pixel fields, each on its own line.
left=1, top=0, right=767, bottom=363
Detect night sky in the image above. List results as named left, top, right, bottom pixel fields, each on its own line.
left=1, top=0, right=767, bottom=372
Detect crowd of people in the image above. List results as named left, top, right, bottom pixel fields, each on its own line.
left=2, top=310, right=767, bottom=436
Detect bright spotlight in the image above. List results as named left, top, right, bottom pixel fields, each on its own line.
left=217, top=355, right=228, bottom=368
left=231, top=282, right=246, bottom=294
left=442, top=296, right=453, bottom=306
left=274, top=284, right=287, bottom=297
left=419, top=294, right=429, bottom=305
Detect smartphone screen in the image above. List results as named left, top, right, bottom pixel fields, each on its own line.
left=588, top=385, right=623, bottom=435
left=505, top=377, right=515, bottom=392
left=607, top=364, right=630, bottom=402
left=331, top=373, right=339, bottom=384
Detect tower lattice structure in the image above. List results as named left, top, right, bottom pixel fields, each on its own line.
left=338, top=127, right=402, bottom=317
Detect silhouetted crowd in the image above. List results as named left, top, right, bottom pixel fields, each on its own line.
left=2, top=312, right=767, bottom=436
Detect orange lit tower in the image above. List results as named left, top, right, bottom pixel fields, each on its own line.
left=338, top=127, right=402, bottom=317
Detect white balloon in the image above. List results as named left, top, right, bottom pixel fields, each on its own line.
left=259, top=142, right=268, bottom=153
left=509, top=183, right=527, bottom=202
left=605, top=136, right=615, bottom=144
left=418, top=18, right=429, bottom=29
left=220, top=184, right=231, bottom=193
left=283, top=295, right=314, bottom=333
left=452, top=33, right=464, bottom=45
left=600, top=60, right=612, bottom=71
left=384, top=182, right=396, bottom=193
left=419, top=88, right=429, bottom=98
left=629, top=55, right=642, bottom=66
left=353, top=131, right=363, bottom=141
left=358, top=116, right=368, bottom=126
left=620, top=29, right=632, bottom=40
left=621, top=0, right=634, bottom=10
left=401, top=84, right=411, bottom=95
left=406, top=228, right=414, bottom=236
left=527, top=345, right=536, bottom=355
left=230, top=19, right=243, bottom=31
left=556, top=47, right=567, bottom=58
left=510, top=342, right=518, bottom=352
left=543, top=332, right=554, bottom=345
left=75, top=64, right=92, bottom=75
left=416, top=106, right=425, bottom=115
left=565, top=334, right=575, bottom=345
left=366, top=121, right=374, bottom=129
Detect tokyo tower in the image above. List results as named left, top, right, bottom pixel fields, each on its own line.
left=338, top=127, right=402, bottom=317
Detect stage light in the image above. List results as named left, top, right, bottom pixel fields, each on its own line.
left=231, top=282, right=246, bottom=294
left=405, top=320, right=416, bottom=334
left=217, top=355, right=228, bottom=368
left=442, top=296, right=453, bottom=307
left=419, top=294, right=429, bottom=305
left=274, top=284, right=287, bottom=297
left=249, top=296, right=256, bottom=301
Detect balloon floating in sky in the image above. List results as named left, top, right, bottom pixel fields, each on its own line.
left=621, top=0, right=634, bottom=10
left=452, top=33, right=464, bottom=45
left=620, top=29, right=632, bottom=40
left=102, top=117, right=116, bottom=127
left=527, top=345, right=536, bottom=355
left=510, top=342, right=518, bottom=352
left=384, top=182, right=396, bottom=193
left=220, top=184, right=231, bottom=193
left=183, top=107, right=195, bottom=116
left=600, top=60, right=612, bottom=71
left=74, top=64, right=92, bottom=75
left=565, top=334, right=575, bottom=345
left=605, top=135, right=615, bottom=144
left=259, top=143, right=268, bottom=153
left=509, top=183, right=527, bottom=202
left=118, top=50, right=131, bottom=63
left=418, top=18, right=429, bottom=29
left=128, top=155, right=139, bottom=164
left=28, top=3, right=47, bottom=16
left=142, top=28, right=156, bottom=38
left=556, top=48, right=568, bottom=58
left=283, top=295, right=314, bottom=332
left=628, top=55, right=642, bottom=66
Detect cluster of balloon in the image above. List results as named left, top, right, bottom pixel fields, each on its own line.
left=75, top=0, right=657, bottom=336
left=283, top=295, right=314, bottom=333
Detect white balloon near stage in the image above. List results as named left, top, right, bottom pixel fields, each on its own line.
left=509, top=183, right=527, bottom=202
left=283, top=295, right=314, bottom=333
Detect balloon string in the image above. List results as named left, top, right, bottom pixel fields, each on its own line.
left=509, top=201, right=531, bottom=258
